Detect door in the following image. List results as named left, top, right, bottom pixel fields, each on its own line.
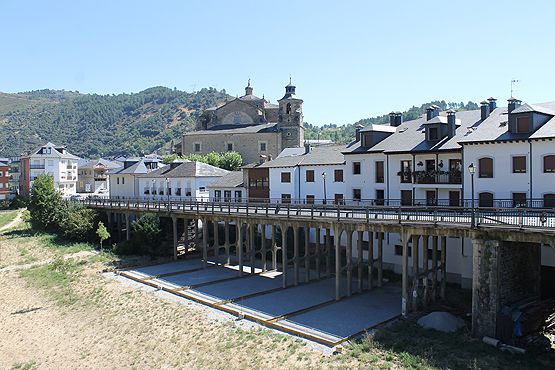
left=426, top=190, right=437, bottom=206
left=512, top=192, right=527, bottom=208
left=449, top=191, right=460, bottom=207
left=449, top=159, right=462, bottom=183
left=401, top=190, right=412, bottom=206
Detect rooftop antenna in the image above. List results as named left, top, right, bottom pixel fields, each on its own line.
left=510, top=79, right=519, bottom=98
left=289, top=74, right=292, bottom=84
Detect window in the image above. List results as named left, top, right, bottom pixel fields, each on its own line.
left=353, top=162, right=361, bottom=175
left=544, top=155, right=555, bottom=173
left=400, top=160, right=412, bottom=183
left=259, top=142, right=267, bottom=152
left=281, top=172, right=291, bottom=183
left=334, top=169, right=343, bottom=182
left=226, top=142, right=234, bottom=151
left=428, top=127, right=439, bottom=141
left=401, top=190, right=412, bottom=206
left=234, top=190, right=242, bottom=202
left=122, top=177, right=125, bottom=185
left=449, top=191, right=460, bottom=207
left=214, top=190, right=221, bottom=201
left=544, top=194, right=555, bottom=208
left=117, top=177, right=120, bottom=185
left=478, top=158, right=493, bottom=178
left=512, top=193, right=527, bottom=208
left=305, top=170, right=314, bottom=182
left=426, top=190, right=436, bottom=206
left=375, top=189, right=385, bottom=205
left=199, top=186, right=206, bottom=192
left=286, top=103, right=291, bottom=114
left=395, top=245, right=412, bottom=257
left=353, top=188, right=362, bottom=201
left=281, top=194, right=291, bottom=203
left=478, top=192, right=494, bottom=207
left=224, top=190, right=232, bottom=202
left=512, top=156, right=526, bottom=173
left=334, top=193, right=344, bottom=205
left=306, top=195, right=315, bottom=204
left=194, top=143, right=201, bottom=152
left=375, top=161, right=384, bottom=183
left=516, top=116, right=531, bottom=133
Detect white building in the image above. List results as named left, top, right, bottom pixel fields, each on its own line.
left=207, top=171, right=246, bottom=202
left=108, top=157, right=162, bottom=199
left=137, top=160, right=228, bottom=201
left=258, top=145, right=346, bottom=204
left=21, top=142, right=79, bottom=197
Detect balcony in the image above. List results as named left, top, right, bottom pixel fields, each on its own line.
left=413, top=170, right=462, bottom=185
left=30, top=164, right=45, bottom=170
left=397, top=170, right=412, bottom=183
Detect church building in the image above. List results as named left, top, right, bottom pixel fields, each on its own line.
left=182, top=80, right=304, bottom=164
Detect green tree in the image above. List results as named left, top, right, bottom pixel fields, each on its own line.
left=59, top=203, right=98, bottom=241
left=219, top=151, right=243, bottom=170
left=131, top=213, right=161, bottom=255
left=96, top=221, right=110, bottom=251
left=162, top=151, right=243, bottom=171
left=27, top=173, right=63, bottom=231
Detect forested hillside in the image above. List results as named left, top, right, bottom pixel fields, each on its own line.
left=0, top=87, right=229, bottom=158
left=305, top=100, right=479, bottom=144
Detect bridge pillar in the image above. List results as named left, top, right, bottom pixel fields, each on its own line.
left=249, top=223, right=256, bottom=274
left=315, top=227, right=321, bottom=280
left=401, top=230, right=411, bottom=316
left=194, top=219, right=200, bottom=253
left=293, top=225, right=299, bottom=286
left=325, top=228, right=331, bottom=278
left=377, top=232, right=383, bottom=287
left=271, top=225, right=277, bottom=270
left=224, top=221, right=230, bottom=265
left=281, top=224, right=288, bottom=288
left=171, top=215, right=178, bottom=260
left=422, top=235, right=429, bottom=305
left=213, top=220, right=219, bottom=266
left=440, top=236, right=447, bottom=299
left=116, top=213, right=122, bottom=242
left=304, top=226, right=310, bottom=283
left=183, top=218, right=189, bottom=258
left=364, top=230, right=370, bottom=291
left=125, top=213, right=131, bottom=241
left=431, top=236, right=438, bottom=301
left=471, top=239, right=541, bottom=339
left=261, top=224, right=267, bottom=272
left=202, top=218, right=208, bottom=268
left=346, top=229, right=353, bottom=296
left=412, top=235, right=420, bottom=312
left=334, top=225, right=343, bottom=301
left=236, top=221, right=243, bottom=276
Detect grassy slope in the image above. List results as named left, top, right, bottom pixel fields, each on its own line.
left=0, top=210, right=19, bottom=229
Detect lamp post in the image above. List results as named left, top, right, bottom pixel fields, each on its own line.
left=165, top=177, right=170, bottom=206
left=322, top=172, right=327, bottom=205
left=151, top=179, right=155, bottom=201
left=468, top=163, right=476, bottom=228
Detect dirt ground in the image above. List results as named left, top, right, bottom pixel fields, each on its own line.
left=2, top=219, right=554, bottom=370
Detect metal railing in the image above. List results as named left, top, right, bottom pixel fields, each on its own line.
left=75, top=197, right=555, bottom=230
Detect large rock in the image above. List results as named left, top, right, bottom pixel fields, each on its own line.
left=417, top=311, right=465, bottom=333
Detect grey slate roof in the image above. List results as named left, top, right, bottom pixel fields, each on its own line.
left=138, top=161, right=229, bottom=178
left=258, top=145, right=346, bottom=168
left=112, top=160, right=149, bottom=175
left=183, top=122, right=279, bottom=136
left=79, top=158, right=121, bottom=170
left=207, top=171, right=244, bottom=188
left=29, top=142, right=80, bottom=160
left=458, top=101, right=555, bottom=144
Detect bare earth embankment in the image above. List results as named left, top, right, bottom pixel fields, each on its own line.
left=1, top=218, right=553, bottom=369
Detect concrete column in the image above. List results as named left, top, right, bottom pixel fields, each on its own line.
left=440, top=236, right=447, bottom=299
left=271, top=225, right=277, bottom=270
left=116, top=213, right=122, bottom=242
left=237, top=222, right=243, bottom=276
left=172, top=215, right=178, bottom=260
left=367, top=231, right=374, bottom=290
left=261, top=224, right=267, bottom=272
left=326, top=228, right=331, bottom=277
left=346, top=229, right=353, bottom=296
left=213, top=221, right=219, bottom=265
left=183, top=218, right=189, bottom=258
left=377, top=233, right=383, bottom=287
left=125, top=213, right=131, bottom=241
left=304, top=227, right=310, bottom=283
left=432, top=235, right=438, bottom=301
left=202, top=218, right=208, bottom=268
left=249, top=223, right=256, bottom=274
left=194, top=219, right=200, bottom=253
left=422, top=235, right=429, bottom=305
left=357, top=230, right=363, bottom=292
left=281, top=224, right=288, bottom=288
left=412, top=235, right=420, bottom=312
left=334, top=226, right=342, bottom=301
left=315, top=227, right=321, bottom=279
left=401, top=231, right=410, bottom=316
left=224, top=221, right=230, bottom=265
left=293, top=226, right=299, bottom=286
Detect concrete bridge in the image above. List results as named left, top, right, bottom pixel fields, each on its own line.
left=78, top=198, right=555, bottom=340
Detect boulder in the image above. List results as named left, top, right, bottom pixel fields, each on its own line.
left=417, top=311, right=465, bottom=333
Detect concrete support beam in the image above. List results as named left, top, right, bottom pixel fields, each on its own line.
left=357, top=230, right=363, bottom=292
left=224, top=221, right=230, bottom=265
left=334, top=225, right=342, bottom=301
left=412, top=235, right=420, bottom=312
left=422, top=235, right=429, bottom=305
left=271, top=225, right=277, bottom=270
left=346, top=229, right=353, bottom=296
left=213, top=220, right=219, bottom=265
left=183, top=218, right=189, bottom=258
left=377, top=232, right=383, bottom=287
left=367, top=231, right=373, bottom=290
left=293, top=226, right=299, bottom=286
left=326, top=228, right=331, bottom=277
left=315, top=227, right=321, bottom=279
left=261, top=224, right=267, bottom=272
left=171, top=215, right=178, bottom=260
left=304, top=227, right=310, bottom=283
left=401, top=230, right=410, bottom=316
left=116, top=213, right=122, bottom=242
left=440, top=236, right=447, bottom=300
left=432, top=235, right=438, bottom=301
left=237, top=222, right=243, bottom=276
left=202, top=218, right=208, bottom=268
left=249, top=223, right=255, bottom=274
left=125, top=213, right=130, bottom=241
left=281, top=224, right=288, bottom=288
left=194, top=219, right=200, bottom=252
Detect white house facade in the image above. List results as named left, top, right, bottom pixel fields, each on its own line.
left=109, top=157, right=162, bottom=199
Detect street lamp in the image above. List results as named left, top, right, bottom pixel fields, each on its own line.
left=165, top=177, right=170, bottom=205
left=468, top=163, right=476, bottom=227
left=322, top=172, right=327, bottom=205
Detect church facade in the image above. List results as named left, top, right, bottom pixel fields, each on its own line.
left=182, top=80, right=304, bottom=164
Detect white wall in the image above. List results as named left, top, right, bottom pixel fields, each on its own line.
left=109, top=174, right=137, bottom=199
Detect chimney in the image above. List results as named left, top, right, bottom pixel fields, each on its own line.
left=426, top=106, right=434, bottom=121
left=480, top=100, right=490, bottom=120
left=395, top=112, right=403, bottom=126
left=355, top=124, right=364, bottom=142
left=447, top=109, right=457, bottom=138
left=389, top=112, right=396, bottom=126
left=304, top=142, right=311, bottom=154
left=487, top=97, right=497, bottom=112
left=508, top=97, right=521, bottom=113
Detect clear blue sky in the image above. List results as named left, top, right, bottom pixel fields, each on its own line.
left=1, top=0, right=554, bottom=125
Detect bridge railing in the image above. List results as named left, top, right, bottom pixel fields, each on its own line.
left=75, top=197, right=555, bottom=230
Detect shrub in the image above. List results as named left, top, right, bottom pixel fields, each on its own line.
left=28, top=173, right=63, bottom=231
left=59, top=204, right=98, bottom=242
left=131, top=213, right=162, bottom=255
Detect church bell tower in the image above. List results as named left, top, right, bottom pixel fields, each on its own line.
left=278, top=79, right=304, bottom=148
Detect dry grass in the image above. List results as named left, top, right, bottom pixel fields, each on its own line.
left=1, top=224, right=553, bottom=369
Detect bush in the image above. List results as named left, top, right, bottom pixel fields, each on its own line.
left=59, top=203, right=98, bottom=242
left=28, top=174, right=63, bottom=231
left=131, top=213, right=162, bottom=255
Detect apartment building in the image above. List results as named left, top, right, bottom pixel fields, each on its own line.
left=19, top=142, right=79, bottom=197
left=77, top=158, right=121, bottom=193
left=0, top=160, right=10, bottom=200
left=207, top=171, right=246, bottom=203
left=108, top=157, right=162, bottom=199
left=137, top=160, right=228, bottom=201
